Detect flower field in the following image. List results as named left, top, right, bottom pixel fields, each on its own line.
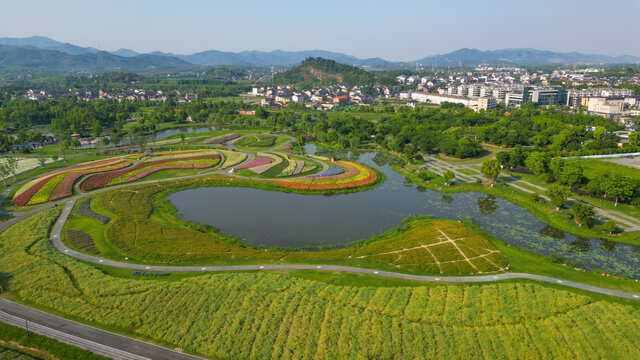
left=3, top=210, right=640, bottom=359
left=234, top=157, right=271, bottom=170
left=12, top=158, right=131, bottom=206
left=203, top=133, right=239, bottom=144
left=80, top=153, right=220, bottom=191
left=218, top=150, right=247, bottom=169
left=272, top=161, right=378, bottom=190
left=65, top=229, right=99, bottom=254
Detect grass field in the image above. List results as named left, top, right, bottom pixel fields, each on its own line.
left=435, top=145, right=505, bottom=165
left=233, top=134, right=290, bottom=151
left=2, top=210, right=640, bottom=359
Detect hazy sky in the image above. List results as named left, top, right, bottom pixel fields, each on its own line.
left=1, top=0, right=639, bottom=60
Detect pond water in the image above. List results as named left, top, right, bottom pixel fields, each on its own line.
left=169, top=145, right=640, bottom=278
left=77, top=126, right=226, bottom=149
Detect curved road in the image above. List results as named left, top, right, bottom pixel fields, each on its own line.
left=50, top=198, right=640, bottom=301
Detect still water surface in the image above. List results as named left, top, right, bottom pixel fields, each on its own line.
left=169, top=145, right=640, bottom=278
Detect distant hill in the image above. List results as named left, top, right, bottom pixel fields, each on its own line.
left=111, top=48, right=140, bottom=57
left=0, top=35, right=98, bottom=55
left=274, top=57, right=375, bottom=86
left=0, top=46, right=193, bottom=74
left=416, top=48, right=640, bottom=66
left=0, top=36, right=638, bottom=74
left=174, top=49, right=394, bottom=68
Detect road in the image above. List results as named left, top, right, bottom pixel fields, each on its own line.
left=0, top=298, right=203, bottom=360
left=49, top=198, right=640, bottom=301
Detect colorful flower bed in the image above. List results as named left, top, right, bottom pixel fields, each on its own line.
left=122, top=163, right=214, bottom=183
left=203, top=133, right=239, bottom=144
left=249, top=153, right=282, bottom=174
left=12, top=158, right=130, bottom=206
left=272, top=161, right=378, bottom=191
left=307, top=166, right=345, bottom=178
left=218, top=150, right=247, bottom=169
left=234, top=157, right=271, bottom=170
left=81, top=154, right=220, bottom=190
left=49, top=162, right=131, bottom=201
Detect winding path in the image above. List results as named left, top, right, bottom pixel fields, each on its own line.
left=47, top=197, right=640, bottom=300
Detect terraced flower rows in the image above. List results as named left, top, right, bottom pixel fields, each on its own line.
left=80, top=152, right=220, bottom=191
left=3, top=211, right=640, bottom=360
left=273, top=161, right=378, bottom=190
left=203, top=133, right=239, bottom=144
left=12, top=158, right=131, bottom=205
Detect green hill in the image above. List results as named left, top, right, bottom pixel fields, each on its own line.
left=0, top=45, right=193, bottom=75
left=274, top=57, right=375, bottom=86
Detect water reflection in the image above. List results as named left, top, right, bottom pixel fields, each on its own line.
left=568, top=237, right=591, bottom=253
left=600, top=240, right=616, bottom=252
left=540, top=225, right=565, bottom=240
left=442, top=194, right=454, bottom=204
left=477, top=195, right=498, bottom=215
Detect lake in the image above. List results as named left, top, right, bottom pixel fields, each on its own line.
left=169, top=145, right=640, bottom=278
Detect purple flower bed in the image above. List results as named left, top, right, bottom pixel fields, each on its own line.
left=235, top=157, right=271, bottom=170
left=307, top=166, right=344, bottom=178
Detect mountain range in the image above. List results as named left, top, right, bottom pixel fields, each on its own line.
left=0, top=36, right=638, bottom=74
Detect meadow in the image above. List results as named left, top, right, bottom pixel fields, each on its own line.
left=2, top=210, right=640, bottom=359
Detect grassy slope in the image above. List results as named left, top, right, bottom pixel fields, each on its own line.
left=3, top=210, right=640, bottom=359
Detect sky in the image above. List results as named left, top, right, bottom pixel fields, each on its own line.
left=1, top=0, right=639, bottom=61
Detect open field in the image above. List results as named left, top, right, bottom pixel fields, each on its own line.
left=2, top=210, right=640, bottom=359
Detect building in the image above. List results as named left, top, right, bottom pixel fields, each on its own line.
left=587, top=97, right=624, bottom=117
left=411, top=92, right=479, bottom=107
left=473, top=97, right=497, bottom=112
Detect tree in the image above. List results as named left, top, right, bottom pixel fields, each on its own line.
left=480, top=158, right=500, bottom=182
left=603, top=175, right=635, bottom=206
left=572, top=202, right=595, bottom=227
left=557, top=161, right=583, bottom=188
left=443, top=170, right=455, bottom=186
left=524, top=152, right=549, bottom=178
left=629, top=132, right=640, bottom=147
left=3, top=156, right=19, bottom=181
left=593, top=126, right=607, bottom=139
left=546, top=184, right=570, bottom=210
left=0, top=163, right=10, bottom=185
left=601, top=220, right=620, bottom=234
left=548, top=156, right=564, bottom=181
left=36, top=154, right=48, bottom=168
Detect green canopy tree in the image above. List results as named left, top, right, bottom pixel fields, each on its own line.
left=572, top=202, right=595, bottom=227
left=480, top=158, right=500, bottom=183
left=546, top=184, right=570, bottom=210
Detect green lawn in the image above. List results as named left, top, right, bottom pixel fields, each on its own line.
left=233, top=134, right=290, bottom=151
left=435, top=145, right=505, bottom=165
